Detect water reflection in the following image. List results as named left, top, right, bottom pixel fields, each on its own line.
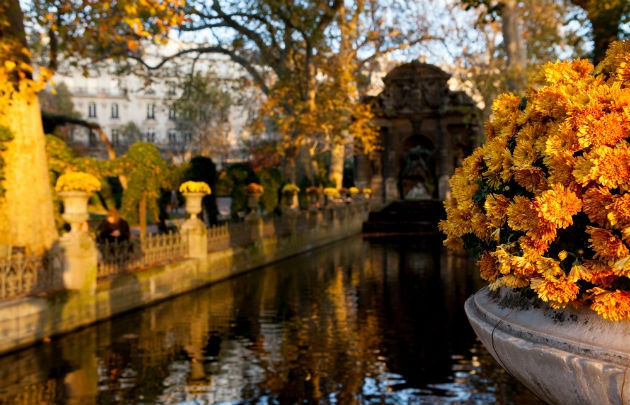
left=0, top=236, right=544, bottom=405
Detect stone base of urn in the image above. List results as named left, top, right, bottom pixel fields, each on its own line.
left=58, top=232, right=98, bottom=295
left=465, top=286, right=630, bottom=405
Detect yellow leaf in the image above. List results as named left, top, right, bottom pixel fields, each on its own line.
left=4, top=61, right=16, bottom=71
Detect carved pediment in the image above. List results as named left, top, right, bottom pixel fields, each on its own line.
left=378, top=61, right=451, bottom=114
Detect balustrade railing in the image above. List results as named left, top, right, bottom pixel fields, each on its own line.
left=97, top=231, right=187, bottom=280
left=0, top=201, right=367, bottom=300
left=0, top=250, right=64, bottom=300
left=207, top=223, right=230, bottom=252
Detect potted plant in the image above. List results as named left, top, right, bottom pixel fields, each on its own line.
left=55, top=171, right=101, bottom=232
left=323, top=187, right=339, bottom=206
left=179, top=181, right=211, bottom=220
left=439, top=41, right=630, bottom=405
left=246, top=182, right=264, bottom=217
left=281, top=183, right=300, bottom=209
left=306, top=186, right=321, bottom=208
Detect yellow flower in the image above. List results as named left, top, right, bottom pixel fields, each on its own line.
left=531, top=276, right=579, bottom=308
left=589, top=289, right=630, bottom=321
left=55, top=171, right=101, bottom=193
left=247, top=183, right=264, bottom=194
left=512, top=166, right=548, bottom=193
left=484, top=194, right=510, bottom=227
left=587, top=226, right=629, bottom=264
left=478, top=251, right=500, bottom=282
left=583, top=187, right=614, bottom=227
left=440, top=40, right=630, bottom=321
left=323, top=187, right=339, bottom=196
left=507, top=196, right=538, bottom=232
left=179, top=181, right=211, bottom=194
left=535, top=184, right=582, bottom=229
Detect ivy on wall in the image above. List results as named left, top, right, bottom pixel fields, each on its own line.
left=0, top=126, right=13, bottom=198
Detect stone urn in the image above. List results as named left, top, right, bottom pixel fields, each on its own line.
left=465, top=286, right=630, bottom=405
left=282, top=192, right=298, bottom=211
left=246, top=192, right=262, bottom=219
left=183, top=192, right=205, bottom=220
left=58, top=191, right=92, bottom=233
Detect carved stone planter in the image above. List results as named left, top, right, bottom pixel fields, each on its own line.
left=58, top=191, right=92, bottom=233
left=182, top=192, right=205, bottom=220
left=465, top=286, right=630, bottom=405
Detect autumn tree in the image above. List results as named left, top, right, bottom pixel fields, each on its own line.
left=450, top=0, right=587, bottom=123
left=569, top=0, right=630, bottom=64
left=131, top=0, right=440, bottom=186
left=170, top=70, right=235, bottom=163
left=0, top=0, right=186, bottom=254
left=461, top=0, right=630, bottom=68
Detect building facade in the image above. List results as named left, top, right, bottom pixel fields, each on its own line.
left=53, top=43, right=256, bottom=166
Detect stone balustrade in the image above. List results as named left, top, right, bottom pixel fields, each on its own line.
left=0, top=200, right=370, bottom=355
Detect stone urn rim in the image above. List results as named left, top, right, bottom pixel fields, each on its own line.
left=466, top=285, right=630, bottom=404
left=57, top=190, right=94, bottom=196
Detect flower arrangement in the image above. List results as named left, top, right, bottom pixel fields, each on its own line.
left=55, top=171, right=101, bottom=193
left=440, top=41, right=630, bottom=321
left=179, top=181, right=211, bottom=194
left=246, top=182, right=264, bottom=194
left=349, top=187, right=360, bottom=195
left=323, top=187, right=339, bottom=197
left=282, top=183, right=300, bottom=194
left=306, top=186, right=320, bottom=195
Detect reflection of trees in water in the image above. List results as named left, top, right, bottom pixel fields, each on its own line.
left=0, top=236, right=543, bottom=405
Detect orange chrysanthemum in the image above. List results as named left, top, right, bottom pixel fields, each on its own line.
left=478, top=251, right=499, bottom=282
left=587, top=226, right=629, bottom=263
left=582, top=187, right=614, bottom=227
left=507, top=196, right=538, bottom=232
left=441, top=40, right=630, bottom=321
left=590, top=145, right=630, bottom=189
left=513, top=166, right=548, bottom=193
left=535, top=184, right=582, bottom=228
left=484, top=194, right=510, bottom=227
left=589, top=289, right=630, bottom=321
left=531, top=276, right=580, bottom=308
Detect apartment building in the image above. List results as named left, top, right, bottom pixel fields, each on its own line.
left=53, top=42, right=255, bottom=165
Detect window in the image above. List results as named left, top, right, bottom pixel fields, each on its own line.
left=168, top=106, right=176, bottom=120
left=147, top=103, right=156, bottom=119
left=88, top=102, right=97, bottom=118
left=111, top=129, right=120, bottom=146
left=111, top=103, right=119, bottom=119
left=168, top=130, right=177, bottom=145
left=89, top=130, right=97, bottom=146
left=183, top=132, right=192, bottom=144
left=146, top=130, right=155, bottom=143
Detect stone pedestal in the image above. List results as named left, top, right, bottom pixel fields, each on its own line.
left=59, top=232, right=97, bottom=294
left=246, top=193, right=262, bottom=219
left=182, top=192, right=208, bottom=259
left=466, top=286, right=630, bottom=405
left=58, top=191, right=97, bottom=294
left=246, top=215, right=263, bottom=242
left=181, top=219, right=207, bottom=260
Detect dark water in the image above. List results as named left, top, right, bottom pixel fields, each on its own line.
left=0, top=236, right=544, bottom=405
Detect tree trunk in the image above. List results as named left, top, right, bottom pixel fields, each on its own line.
left=329, top=142, right=345, bottom=189
left=501, top=0, right=527, bottom=91
left=139, top=193, right=147, bottom=238
left=0, top=87, right=58, bottom=255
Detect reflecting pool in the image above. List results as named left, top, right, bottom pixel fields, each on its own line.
left=0, top=235, right=544, bottom=404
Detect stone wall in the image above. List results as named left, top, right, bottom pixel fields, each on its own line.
left=0, top=202, right=368, bottom=355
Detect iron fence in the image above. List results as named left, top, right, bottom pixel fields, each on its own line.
left=97, top=231, right=187, bottom=280
left=0, top=250, right=64, bottom=300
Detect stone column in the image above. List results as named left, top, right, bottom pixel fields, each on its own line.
left=182, top=193, right=208, bottom=260
left=58, top=191, right=97, bottom=294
